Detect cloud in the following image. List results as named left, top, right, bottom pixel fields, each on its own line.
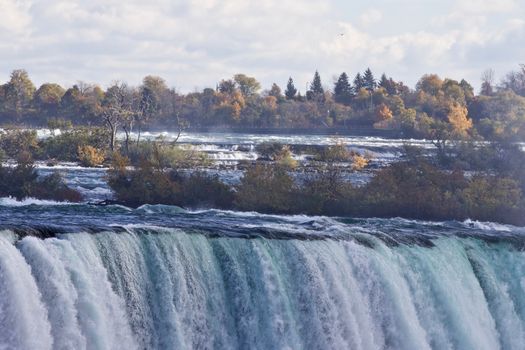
left=0, top=0, right=32, bottom=35
left=0, top=0, right=523, bottom=92
left=360, top=9, right=383, bottom=26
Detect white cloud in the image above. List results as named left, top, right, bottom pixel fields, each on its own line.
left=0, top=0, right=32, bottom=35
left=360, top=9, right=383, bottom=26
left=0, top=0, right=523, bottom=92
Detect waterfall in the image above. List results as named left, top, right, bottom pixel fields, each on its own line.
left=1, top=225, right=525, bottom=350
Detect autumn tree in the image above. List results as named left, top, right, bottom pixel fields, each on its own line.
left=34, top=83, right=65, bottom=118
left=416, top=74, right=443, bottom=95
left=234, top=74, right=261, bottom=97
left=268, top=83, right=284, bottom=101
left=447, top=103, right=472, bottom=138
left=4, top=69, right=35, bottom=120
left=375, top=103, right=393, bottom=124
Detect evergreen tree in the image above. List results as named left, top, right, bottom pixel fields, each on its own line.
left=307, top=71, right=325, bottom=102
left=379, top=74, right=388, bottom=89
left=334, top=72, right=353, bottom=104
left=353, top=73, right=365, bottom=91
left=363, top=68, right=376, bottom=92
left=285, top=77, right=297, bottom=100
left=379, top=73, right=398, bottom=95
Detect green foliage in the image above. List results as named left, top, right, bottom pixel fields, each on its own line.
left=307, top=71, right=325, bottom=102
left=334, top=72, right=353, bottom=104
left=0, top=154, right=81, bottom=202
left=3, top=69, right=36, bottom=119
left=127, top=141, right=209, bottom=169
left=34, top=83, right=65, bottom=116
left=363, top=68, right=376, bottom=92
left=0, top=130, right=40, bottom=159
left=354, top=73, right=365, bottom=91
left=285, top=77, right=297, bottom=100
left=39, top=128, right=110, bottom=161
left=178, top=172, right=234, bottom=209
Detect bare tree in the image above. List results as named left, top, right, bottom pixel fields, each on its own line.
left=480, top=69, right=495, bottom=96
left=100, top=82, right=133, bottom=152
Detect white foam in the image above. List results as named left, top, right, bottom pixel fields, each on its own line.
left=0, top=197, right=75, bottom=207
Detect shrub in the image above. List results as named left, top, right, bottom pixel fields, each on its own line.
left=178, top=172, right=235, bottom=209
left=77, top=145, right=105, bottom=167
left=40, top=127, right=110, bottom=161
left=235, top=163, right=296, bottom=213
left=0, top=155, right=81, bottom=202
left=0, top=130, right=40, bottom=159
left=127, top=141, right=209, bottom=169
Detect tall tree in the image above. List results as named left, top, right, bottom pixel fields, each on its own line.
left=500, top=64, right=525, bottom=96
left=100, top=82, right=133, bottom=152
left=34, top=83, right=65, bottom=117
left=480, top=69, right=495, bottom=96
left=379, top=74, right=398, bottom=95
left=307, top=71, right=325, bottom=102
left=363, top=68, right=377, bottom=92
left=218, top=79, right=236, bottom=94
left=234, top=74, right=261, bottom=97
left=135, top=85, right=159, bottom=143
left=333, top=72, right=353, bottom=104
left=285, top=77, right=297, bottom=100
left=353, top=73, right=365, bottom=91
left=268, top=83, right=284, bottom=101
left=4, top=69, right=35, bottom=120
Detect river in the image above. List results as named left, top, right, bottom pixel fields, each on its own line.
left=1, top=131, right=524, bottom=349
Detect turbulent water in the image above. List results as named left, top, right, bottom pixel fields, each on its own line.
left=1, top=200, right=525, bottom=350
left=2, top=130, right=524, bottom=349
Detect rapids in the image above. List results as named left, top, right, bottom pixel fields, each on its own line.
left=0, top=202, right=524, bottom=350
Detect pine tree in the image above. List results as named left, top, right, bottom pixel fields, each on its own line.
left=363, top=68, right=376, bottom=92
left=353, top=73, right=365, bottom=91
left=379, top=73, right=398, bottom=95
left=307, top=71, right=325, bottom=102
left=285, top=77, right=297, bottom=100
left=379, top=74, right=388, bottom=89
left=334, top=72, right=353, bottom=104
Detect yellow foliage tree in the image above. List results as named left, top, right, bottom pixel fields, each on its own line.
left=447, top=103, right=472, bottom=137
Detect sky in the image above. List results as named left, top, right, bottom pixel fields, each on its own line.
left=0, top=0, right=524, bottom=93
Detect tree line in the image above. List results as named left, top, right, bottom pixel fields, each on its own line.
left=1, top=66, right=525, bottom=143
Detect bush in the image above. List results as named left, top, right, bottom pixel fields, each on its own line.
left=107, top=154, right=231, bottom=208
left=39, top=127, right=109, bottom=161
left=0, top=130, right=40, bottom=159
left=0, top=154, right=81, bottom=202
left=178, top=172, right=235, bottom=209
left=77, top=145, right=105, bottom=167
left=235, top=163, right=296, bottom=213
left=127, top=141, right=209, bottom=169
